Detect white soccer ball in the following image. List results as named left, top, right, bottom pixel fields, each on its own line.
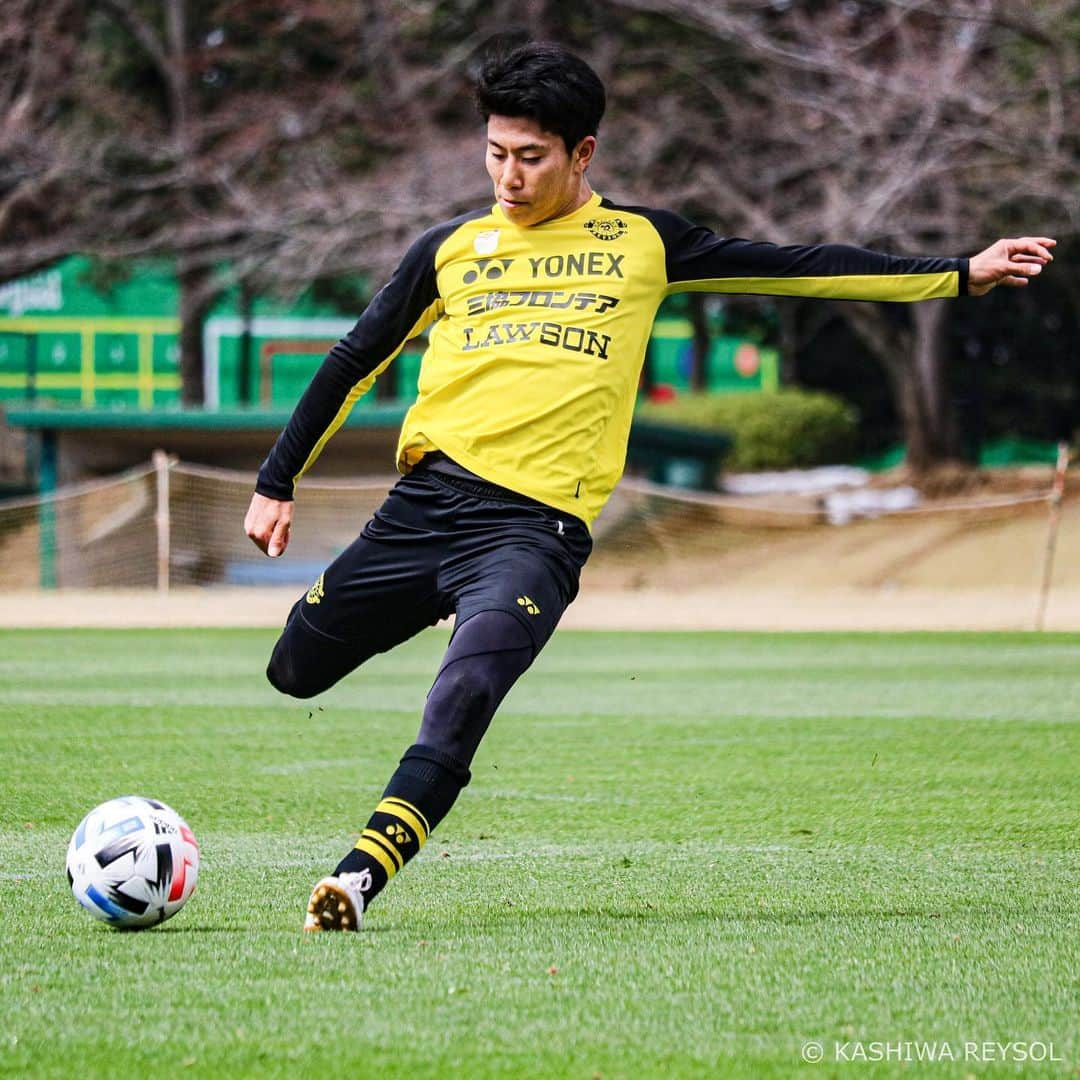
left=66, top=796, right=199, bottom=930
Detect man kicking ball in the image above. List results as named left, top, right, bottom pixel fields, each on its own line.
left=244, top=41, right=1055, bottom=930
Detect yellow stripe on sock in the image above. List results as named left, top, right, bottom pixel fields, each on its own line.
left=378, top=798, right=430, bottom=844
left=362, top=828, right=405, bottom=870
left=355, top=833, right=400, bottom=877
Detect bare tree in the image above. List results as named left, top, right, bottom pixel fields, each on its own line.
left=0, top=0, right=93, bottom=271
left=3, top=0, right=1073, bottom=435
left=0, top=1, right=428, bottom=401
left=0, top=0, right=620, bottom=403
left=610, top=0, right=1079, bottom=468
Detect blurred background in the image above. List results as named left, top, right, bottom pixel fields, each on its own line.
left=0, top=0, right=1077, bottom=623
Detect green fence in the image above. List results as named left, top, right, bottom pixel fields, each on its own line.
left=0, top=258, right=776, bottom=409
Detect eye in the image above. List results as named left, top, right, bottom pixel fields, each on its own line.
left=521, top=157, right=542, bottom=165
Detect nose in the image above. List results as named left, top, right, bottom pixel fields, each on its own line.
left=501, top=159, right=524, bottom=190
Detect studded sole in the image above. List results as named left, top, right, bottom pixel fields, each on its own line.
left=303, top=880, right=360, bottom=932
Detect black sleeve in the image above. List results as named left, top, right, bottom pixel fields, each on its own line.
left=255, top=215, right=472, bottom=500
left=643, top=209, right=969, bottom=302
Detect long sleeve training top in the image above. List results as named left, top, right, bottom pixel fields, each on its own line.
left=256, top=192, right=967, bottom=526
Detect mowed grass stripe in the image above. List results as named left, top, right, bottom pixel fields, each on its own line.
left=0, top=629, right=1077, bottom=1078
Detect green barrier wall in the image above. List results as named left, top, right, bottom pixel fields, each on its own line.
left=1, top=258, right=775, bottom=409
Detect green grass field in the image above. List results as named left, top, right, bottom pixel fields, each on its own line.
left=1, top=629, right=1077, bottom=1078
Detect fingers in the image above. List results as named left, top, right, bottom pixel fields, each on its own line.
left=246, top=527, right=273, bottom=556
left=244, top=492, right=293, bottom=557
left=267, top=516, right=291, bottom=558
left=243, top=508, right=269, bottom=555
left=994, top=236, right=1055, bottom=285
left=1009, top=237, right=1055, bottom=262
left=1006, top=260, right=1041, bottom=278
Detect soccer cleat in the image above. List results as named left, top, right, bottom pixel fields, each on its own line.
left=303, top=874, right=365, bottom=932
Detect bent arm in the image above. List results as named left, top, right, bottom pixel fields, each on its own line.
left=253, top=219, right=465, bottom=502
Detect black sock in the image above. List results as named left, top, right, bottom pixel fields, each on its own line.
left=333, top=744, right=471, bottom=908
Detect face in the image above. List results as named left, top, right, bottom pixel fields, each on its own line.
left=485, top=114, right=595, bottom=227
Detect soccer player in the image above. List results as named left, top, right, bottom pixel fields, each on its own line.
left=244, top=42, right=1055, bottom=931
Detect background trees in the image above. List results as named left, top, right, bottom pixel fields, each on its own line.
left=614, top=0, right=1079, bottom=467
left=1, top=0, right=1076, bottom=462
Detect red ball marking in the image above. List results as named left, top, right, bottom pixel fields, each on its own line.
left=734, top=344, right=761, bottom=378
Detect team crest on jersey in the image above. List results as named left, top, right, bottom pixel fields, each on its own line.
left=584, top=217, right=628, bottom=241
left=473, top=229, right=501, bottom=255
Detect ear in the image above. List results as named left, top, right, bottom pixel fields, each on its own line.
left=575, top=135, right=597, bottom=173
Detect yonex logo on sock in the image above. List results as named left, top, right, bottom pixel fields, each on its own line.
left=385, top=823, right=409, bottom=845
left=517, top=595, right=540, bottom=616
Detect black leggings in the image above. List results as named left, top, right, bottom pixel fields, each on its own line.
left=267, top=608, right=535, bottom=766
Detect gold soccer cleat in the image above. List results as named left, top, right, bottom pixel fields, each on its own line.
left=303, top=874, right=365, bottom=932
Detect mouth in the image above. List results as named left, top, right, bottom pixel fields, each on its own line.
left=499, top=196, right=528, bottom=210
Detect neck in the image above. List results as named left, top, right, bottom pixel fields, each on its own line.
left=539, top=179, right=594, bottom=225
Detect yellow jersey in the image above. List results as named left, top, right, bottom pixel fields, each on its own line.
left=257, top=192, right=967, bottom=526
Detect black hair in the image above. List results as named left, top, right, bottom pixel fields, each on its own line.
left=474, top=42, right=606, bottom=154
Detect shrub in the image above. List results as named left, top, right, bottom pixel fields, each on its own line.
left=636, top=389, right=858, bottom=471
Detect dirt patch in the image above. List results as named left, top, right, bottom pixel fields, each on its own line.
left=2, top=582, right=1078, bottom=631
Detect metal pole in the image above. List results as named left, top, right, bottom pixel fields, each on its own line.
left=153, top=449, right=171, bottom=593
left=1035, top=441, right=1070, bottom=631
left=38, top=429, right=57, bottom=589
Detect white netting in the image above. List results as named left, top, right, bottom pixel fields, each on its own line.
left=0, top=457, right=1073, bottom=593
left=167, top=463, right=393, bottom=587
left=588, top=475, right=1067, bottom=591
left=0, top=463, right=159, bottom=590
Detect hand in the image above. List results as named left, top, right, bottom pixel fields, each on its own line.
left=244, top=492, right=293, bottom=557
left=968, top=236, right=1056, bottom=296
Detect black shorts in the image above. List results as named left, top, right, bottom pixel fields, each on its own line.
left=291, top=459, right=592, bottom=659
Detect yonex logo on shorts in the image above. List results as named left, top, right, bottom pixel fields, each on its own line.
left=517, top=595, right=540, bottom=616
left=306, top=574, right=325, bottom=605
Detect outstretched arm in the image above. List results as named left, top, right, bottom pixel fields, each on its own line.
left=648, top=209, right=970, bottom=302
left=646, top=207, right=1057, bottom=303
left=967, top=237, right=1056, bottom=296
